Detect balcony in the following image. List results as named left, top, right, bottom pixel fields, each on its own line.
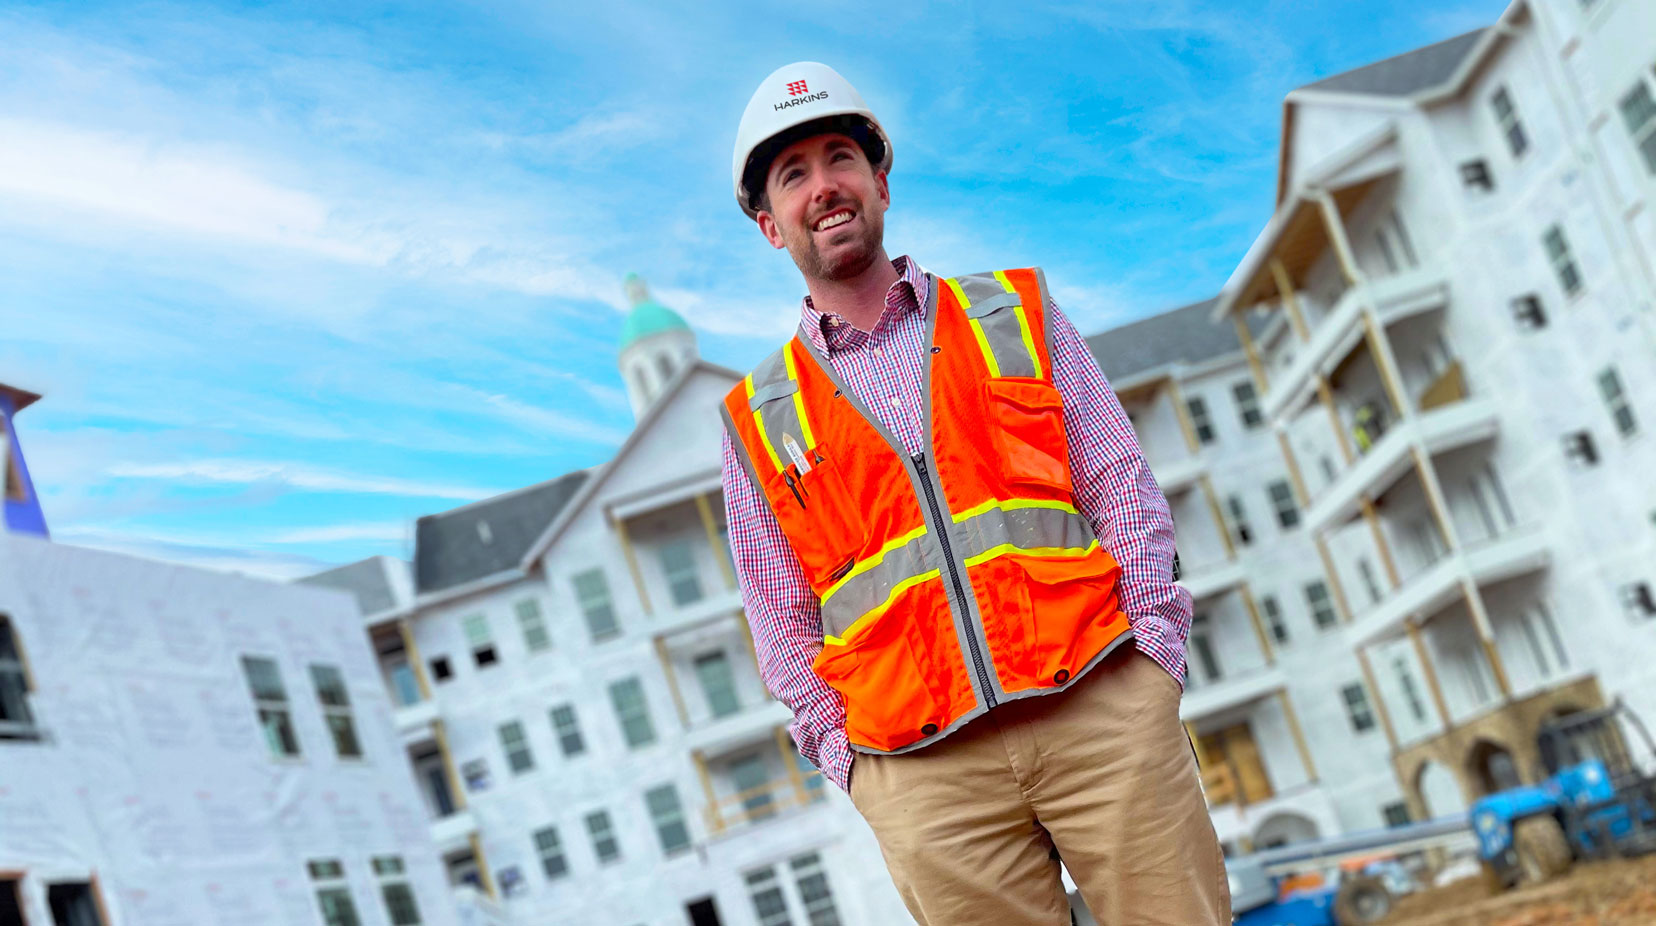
left=1177, top=557, right=1246, bottom=603
left=685, top=700, right=793, bottom=757
left=430, top=808, right=479, bottom=852
left=651, top=585, right=744, bottom=637
left=703, top=773, right=829, bottom=838
left=392, top=699, right=438, bottom=736
left=1181, top=665, right=1285, bottom=722
left=1347, top=524, right=1553, bottom=647
left=1262, top=265, right=1449, bottom=422
left=1304, top=396, right=1500, bottom=534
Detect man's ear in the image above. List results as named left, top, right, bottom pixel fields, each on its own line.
left=875, top=169, right=890, bottom=209
left=756, top=210, right=787, bottom=250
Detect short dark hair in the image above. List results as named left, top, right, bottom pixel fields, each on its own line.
left=743, top=114, right=885, bottom=214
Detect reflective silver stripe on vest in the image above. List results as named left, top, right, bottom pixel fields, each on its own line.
left=950, top=272, right=1044, bottom=380
left=745, top=345, right=807, bottom=476
left=821, top=500, right=1099, bottom=642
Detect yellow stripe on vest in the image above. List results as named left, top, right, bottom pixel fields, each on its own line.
left=994, top=270, right=1044, bottom=380
left=820, top=523, right=929, bottom=605
left=949, top=276, right=1004, bottom=378
left=963, top=539, right=1101, bottom=569
left=781, top=342, right=817, bottom=449
left=949, top=496, right=1078, bottom=524
left=824, top=569, right=942, bottom=647
left=745, top=374, right=784, bottom=474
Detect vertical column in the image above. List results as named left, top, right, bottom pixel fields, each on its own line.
left=654, top=637, right=690, bottom=728
left=694, top=750, right=723, bottom=834
left=1240, top=585, right=1275, bottom=666
left=1275, top=429, right=1311, bottom=507
left=1412, top=447, right=1459, bottom=554
left=1407, top=620, right=1452, bottom=727
left=432, top=719, right=468, bottom=813
left=1460, top=581, right=1513, bottom=699
left=1269, top=259, right=1311, bottom=342
left=468, top=832, right=497, bottom=898
left=1314, top=533, right=1356, bottom=624
left=612, top=516, right=653, bottom=616
left=1317, top=376, right=1355, bottom=464
left=1277, top=690, right=1318, bottom=782
left=1233, top=312, right=1270, bottom=394
left=1362, top=309, right=1412, bottom=421
left=1356, top=648, right=1400, bottom=751
left=1360, top=499, right=1401, bottom=588
left=1313, top=190, right=1362, bottom=286
left=397, top=618, right=432, bottom=701
left=1199, top=474, right=1236, bottom=561
left=696, top=493, right=736, bottom=590
left=1166, top=378, right=1202, bottom=454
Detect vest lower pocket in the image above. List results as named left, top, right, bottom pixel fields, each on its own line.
left=1013, top=550, right=1126, bottom=688
left=983, top=378, right=1073, bottom=493
left=763, top=448, right=870, bottom=589
left=813, top=582, right=958, bottom=753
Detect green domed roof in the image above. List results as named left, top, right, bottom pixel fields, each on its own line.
left=619, top=273, right=690, bottom=349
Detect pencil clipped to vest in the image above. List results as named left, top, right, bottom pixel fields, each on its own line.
left=721, top=267, right=1135, bottom=755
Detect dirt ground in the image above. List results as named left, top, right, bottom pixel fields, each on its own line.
left=1376, top=855, right=1656, bottom=926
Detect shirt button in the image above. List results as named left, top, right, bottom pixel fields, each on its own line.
left=829, top=318, right=842, bottom=327
left=872, top=346, right=883, bottom=357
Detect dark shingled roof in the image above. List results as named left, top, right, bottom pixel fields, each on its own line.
left=413, top=469, right=590, bottom=594
left=301, top=557, right=401, bottom=616
left=1086, top=298, right=1266, bottom=383
left=1299, top=29, right=1487, bottom=98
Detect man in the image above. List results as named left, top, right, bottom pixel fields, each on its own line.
left=719, top=62, right=1230, bottom=926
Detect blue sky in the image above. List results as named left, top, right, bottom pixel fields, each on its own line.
left=1, top=0, right=1504, bottom=578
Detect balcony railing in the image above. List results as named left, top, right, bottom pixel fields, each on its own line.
left=704, top=774, right=828, bottom=835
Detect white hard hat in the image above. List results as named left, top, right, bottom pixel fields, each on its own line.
left=732, top=62, right=893, bottom=219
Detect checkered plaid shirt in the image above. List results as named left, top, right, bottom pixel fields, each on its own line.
left=720, top=256, right=1190, bottom=792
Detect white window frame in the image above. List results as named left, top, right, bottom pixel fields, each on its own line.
left=1341, top=683, right=1376, bottom=733
left=1231, top=380, right=1262, bottom=429
left=1186, top=395, right=1215, bottom=445
left=609, top=677, right=656, bottom=748
left=694, top=650, right=742, bottom=719
left=1597, top=366, right=1638, bottom=438
left=1393, top=656, right=1427, bottom=722
left=1305, top=581, right=1337, bottom=629
left=1226, top=494, right=1253, bottom=546
left=1542, top=224, right=1583, bottom=297
left=462, top=614, right=497, bottom=668
left=309, top=859, right=362, bottom=926
left=586, top=809, right=622, bottom=864
left=789, top=851, right=843, bottom=926
left=645, top=783, right=692, bottom=855
left=242, top=655, right=301, bottom=759
left=309, top=663, right=363, bottom=760
left=1491, top=86, right=1529, bottom=158
left=1261, top=595, right=1288, bottom=644
left=515, top=597, right=551, bottom=652
left=535, top=825, right=569, bottom=880
left=745, top=865, right=794, bottom=926
left=574, top=569, right=620, bottom=641
left=550, top=703, right=586, bottom=756
left=499, top=720, right=534, bottom=774
left=659, top=538, right=705, bottom=607
left=0, top=615, right=38, bottom=740
left=1268, top=480, right=1300, bottom=529
left=373, top=856, right=422, bottom=926
left=1617, top=68, right=1656, bottom=175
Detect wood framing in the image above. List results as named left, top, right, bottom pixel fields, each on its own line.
left=468, top=832, right=497, bottom=898
left=1277, top=690, right=1318, bottom=781
left=1275, top=429, right=1311, bottom=508
left=431, top=719, right=468, bottom=812
left=693, top=749, right=722, bottom=833
left=695, top=493, right=736, bottom=590
left=1360, top=498, right=1401, bottom=588
left=1407, top=620, right=1452, bottom=726
left=1411, top=447, right=1460, bottom=553
left=1240, top=585, right=1275, bottom=665
left=653, top=637, right=690, bottom=727
left=1361, top=310, right=1411, bottom=421
left=1269, top=258, right=1311, bottom=342
left=1357, top=648, right=1401, bottom=751
left=1198, top=474, right=1236, bottom=561
left=1233, top=313, right=1270, bottom=395
left=397, top=619, right=432, bottom=701
left=1313, top=190, right=1362, bottom=285
left=1166, top=378, right=1203, bottom=454
left=612, top=517, right=653, bottom=616
left=1314, top=532, right=1356, bottom=623
left=1460, top=580, right=1513, bottom=699
left=1316, top=376, right=1356, bottom=465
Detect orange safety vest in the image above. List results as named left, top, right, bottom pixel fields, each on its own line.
left=721, top=268, right=1134, bottom=755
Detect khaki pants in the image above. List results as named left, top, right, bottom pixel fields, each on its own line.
left=848, top=647, right=1230, bottom=925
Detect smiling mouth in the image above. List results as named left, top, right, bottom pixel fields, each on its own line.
left=812, top=209, right=855, bottom=232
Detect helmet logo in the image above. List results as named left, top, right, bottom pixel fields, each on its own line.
left=787, top=79, right=809, bottom=96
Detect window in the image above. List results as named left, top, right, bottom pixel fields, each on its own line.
left=645, top=783, right=692, bottom=854
left=497, top=866, right=526, bottom=898
left=535, top=825, right=569, bottom=879
left=731, top=752, right=776, bottom=821
left=45, top=882, right=105, bottom=926
left=1186, top=396, right=1215, bottom=445
left=1394, top=657, right=1427, bottom=722
left=1342, top=683, right=1376, bottom=733
left=694, top=651, right=742, bottom=719
left=1459, top=159, right=1494, bottom=192
left=1533, top=602, right=1570, bottom=669
left=499, top=720, right=534, bottom=774
left=309, top=859, right=362, bottom=926
left=461, top=758, right=492, bottom=792
left=242, top=656, right=301, bottom=758
left=515, top=598, right=551, bottom=652
left=1543, top=225, right=1582, bottom=297
left=659, top=539, right=705, bottom=606
left=586, top=810, right=621, bottom=863
left=791, top=852, right=843, bottom=926
left=1597, top=367, right=1638, bottom=437
left=1382, top=802, right=1412, bottom=828
left=429, top=656, right=453, bottom=683
left=1231, top=381, right=1262, bottom=429
left=1268, top=480, right=1300, bottom=529
left=373, top=856, right=422, bottom=926
left=388, top=657, right=420, bottom=707
left=1510, top=293, right=1546, bottom=330
left=657, top=352, right=675, bottom=382
left=1305, top=581, right=1337, bottom=629
left=2, top=877, right=22, bottom=926
left=1261, top=595, right=1289, bottom=644
left=574, top=569, right=619, bottom=641
left=1562, top=430, right=1598, bottom=468
left=309, top=664, right=362, bottom=759
left=1388, top=210, right=1418, bottom=267
left=609, top=677, right=656, bottom=748
left=1358, top=559, right=1383, bottom=605
left=1491, top=87, right=1529, bottom=158
left=1225, top=495, right=1253, bottom=546
left=1189, top=613, right=1219, bottom=683
left=0, top=615, right=38, bottom=741
left=550, top=703, right=586, bottom=756
left=745, top=866, right=793, bottom=926
left=1620, top=582, right=1656, bottom=619
left=462, top=614, right=497, bottom=668
left=1618, top=75, right=1656, bottom=174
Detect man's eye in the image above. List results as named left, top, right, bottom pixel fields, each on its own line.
left=783, top=169, right=804, bottom=184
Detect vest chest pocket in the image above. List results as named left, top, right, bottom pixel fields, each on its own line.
left=983, top=378, right=1073, bottom=493
left=763, top=448, right=870, bottom=590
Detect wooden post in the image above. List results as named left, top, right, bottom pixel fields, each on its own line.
left=1411, top=447, right=1459, bottom=554
left=432, top=719, right=467, bottom=812
left=1240, top=585, right=1275, bottom=665
left=1199, top=474, right=1236, bottom=561
left=654, top=637, right=691, bottom=728
left=1277, top=690, right=1318, bottom=782
left=613, top=516, right=653, bottom=616
left=1233, top=312, right=1270, bottom=395
left=1360, top=498, right=1401, bottom=588
left=1314, top=532, right=1355, bottom=624
left=468, top=832, right=497, bottom=898
left=1357, top=648, right=1400, bottom=751
left=398, top=618, right=432, bottom=700
left=1407, top=621, right=1452, bottom=727
left=693, top=750, right=722, bottom=834
left=1317, top=376, right=1355, bottom=465
left=1362, top=309, right=1412, bottom=421
left=696, top=493, right=736, bottom=590
left=1313, top=190, right=1362, bottom=286
left=1166, top=377, right=1202, bottom=454
left=1275, top=429, right=1311, bottom=509
left=89, top=872, right=114, bottom=926
left=1461, top=581, right=1513, bottom=699
left=1270, top=258, right=1311, bottom=343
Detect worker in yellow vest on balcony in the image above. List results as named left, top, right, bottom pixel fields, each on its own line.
left=719, top=62, right=1229, bottom=926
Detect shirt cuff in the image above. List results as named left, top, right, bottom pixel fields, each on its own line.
left=819, top=729, right=854, bottom=793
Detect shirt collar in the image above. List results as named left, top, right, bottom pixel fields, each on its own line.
left=799, top=256, right=930, bottom=354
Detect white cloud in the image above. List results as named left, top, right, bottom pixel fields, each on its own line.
left=103, top=459, right=503, bottom=500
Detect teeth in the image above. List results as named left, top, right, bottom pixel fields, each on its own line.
left=815, top=212, right=853, bottom=231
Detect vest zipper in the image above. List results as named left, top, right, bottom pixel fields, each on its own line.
left=911, top=451, right=997, bottom=709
